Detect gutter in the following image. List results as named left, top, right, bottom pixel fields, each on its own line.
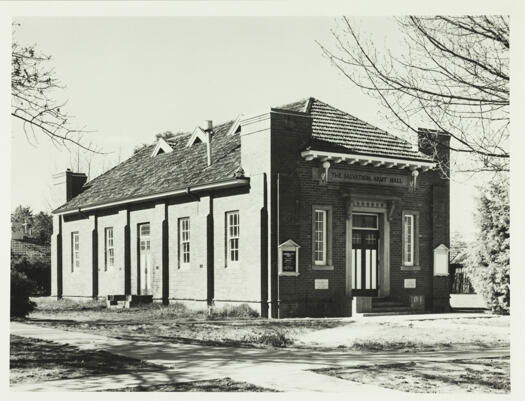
left=54, top=177, right=250, bottom=216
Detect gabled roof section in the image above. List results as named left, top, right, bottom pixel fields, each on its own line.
left=186, top=126, right=208, bottom=147
left=151, top=137, right=173, bottom=157
left=54, top=120, right=241, bottom=213
left=226, top=115, right=242, bottom=136
left=279, top=97, right=433, bottom=162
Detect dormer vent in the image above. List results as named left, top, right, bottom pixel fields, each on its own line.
left=151, top=137, right=173, bottom=157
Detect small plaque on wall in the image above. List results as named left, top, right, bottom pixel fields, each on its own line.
left=404, top=279, right=416, bottom=289
left=315, top=279, right=329, bottom=290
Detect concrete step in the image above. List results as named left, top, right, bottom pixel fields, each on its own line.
left=371, top=306, right=415, bottom=313
left=362, top=310, right=426, bottom=317
left=371, top=301, right=408, bottom=308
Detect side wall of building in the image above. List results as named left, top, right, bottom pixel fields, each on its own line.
left=61, top=214, right=94, bottom=298
left=97, top=210, right=127, bottom=296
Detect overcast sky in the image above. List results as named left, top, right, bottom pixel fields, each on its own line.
left=11, top=16, right=483, bottom=240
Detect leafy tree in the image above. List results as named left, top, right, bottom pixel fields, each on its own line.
left=11, top=206, right=53, bottom=245
left=11, top=205, right=33, bottom=235
left=319, top=16, right=509, bottom=174
left=32, top=211, right=53, bottom=245
left=465, top=174, right=509, bottom=313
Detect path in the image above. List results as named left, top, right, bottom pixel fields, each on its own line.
left=10, top=322, right=509, bottom=392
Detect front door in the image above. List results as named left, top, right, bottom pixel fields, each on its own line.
left=138, top=223, right=151, bottom=295
left=351, top=214, right=379, bottom=296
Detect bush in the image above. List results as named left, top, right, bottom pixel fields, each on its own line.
left=209, top=303, right=259, bottom=319
left=465, top=175, right=510, bottom=314
left=11, top=268, right=36, bottom=318
left=11, top=255, right=50, bottom=296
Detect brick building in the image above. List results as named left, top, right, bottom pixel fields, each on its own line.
left=51, top=98, right=451, bottom=317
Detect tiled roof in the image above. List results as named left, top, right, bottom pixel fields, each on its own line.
left=54, top=121, right=241, bottom=213
left=279, top=98, right=432, bottom=162
left=55, top=97, right=432, bottom=213
left=11, top=239, right=51, bottom=262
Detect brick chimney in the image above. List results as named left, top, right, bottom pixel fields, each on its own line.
left=418, top=128, right=451, bottom=177
left=52, top=169, right=87, bottom=209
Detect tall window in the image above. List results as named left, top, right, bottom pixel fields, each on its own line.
left=179, top=217, right=190, bottom=267
left=71, top=232, right=80, bottom=272
left=226, top=211, right=240, bottom=264
left=104, top=227, right=114, bottom=270
left=314, top=209, right=327, bottom=265
left=403, top=214, right=414, bottom=266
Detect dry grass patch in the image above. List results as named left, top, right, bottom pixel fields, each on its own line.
left=315, top=357, right=510, bottom=393
left=110, top=377, right=278, bottom=392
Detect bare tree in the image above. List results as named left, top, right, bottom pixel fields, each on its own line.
left=11, top=24, right=99, bottom=153
left=318, top=16, right=509, bottom=174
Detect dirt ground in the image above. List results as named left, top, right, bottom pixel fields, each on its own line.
left=110, top=378, right=278, bottom=392
left=10, top=335, right=165, bottom=385
left=25, top=298, right=509, bottom=351
left=315, top=356, right=510, bottom=393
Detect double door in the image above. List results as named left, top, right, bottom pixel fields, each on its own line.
left=351, top=229, right=379, bottom=296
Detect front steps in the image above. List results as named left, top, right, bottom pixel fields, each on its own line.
left=361, top=297, right=424, bottom=317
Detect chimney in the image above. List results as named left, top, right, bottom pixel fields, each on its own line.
left=202, top=120, right=213, bottom=166
left=52, top=169, right=87, bottom=209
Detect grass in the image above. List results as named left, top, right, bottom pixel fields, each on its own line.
left=109, top=377, right=278, bottom=392
left=26, top=298, right=343, bottom=348
left=10, top=335, right=165, bottom=385
left=25, top=298, right=510, bottom=351
left=314, top=357, right=510, bottom=393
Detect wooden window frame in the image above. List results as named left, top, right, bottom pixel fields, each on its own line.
left=104, top=227, right=114, bottom=271
left=312, top=205, right=333, bottom=270
left=401, top=210, right=420, bottom=268
left=225, top=210, right=240, bottom=267
left=71, top=231, right=80, bottom=272
left=178, top=217, right=191, bottom=268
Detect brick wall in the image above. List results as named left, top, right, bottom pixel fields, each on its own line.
left=270, top=112, right=450, bottom=317
left=97, top=210, right=126, bottom=296
left=61, top=214, right=94, bottom=297
left=168, top=197, right=207, bottom=303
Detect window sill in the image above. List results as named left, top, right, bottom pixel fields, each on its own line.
left=400, top=265, right=420, bottom=271
left=312, top=265, right=334, bottom=271
left=279, top=272, right=300, bottom=277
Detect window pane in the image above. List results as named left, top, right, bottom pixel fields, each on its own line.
left=226, top=211, right=240, bottom=263
left=352, top=214, right=378, bottom=229
left=314, top=209, right=326, bottom=264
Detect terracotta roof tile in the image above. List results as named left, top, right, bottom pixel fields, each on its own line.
left=280, top=98, right=432, bottom=162
left=55, top=97, right=432, bottom=213
left=54, top=120, right=241, bottom=213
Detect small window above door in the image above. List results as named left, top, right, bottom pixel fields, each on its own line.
left=352, top=213, right=378, bottom=230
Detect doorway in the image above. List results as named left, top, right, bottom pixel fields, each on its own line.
left=138, top=223, right=151, bottom=295
left=351, top=213, right=379, bottom=297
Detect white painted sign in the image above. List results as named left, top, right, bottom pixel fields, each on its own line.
left=433, top=244, right=449, bottom=276
left=315, top=279, right=329, bottom=290
left=312, top=168, right=409, bottom=187
left=404, top=279, right=416, bottom=289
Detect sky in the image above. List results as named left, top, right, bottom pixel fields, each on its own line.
left=10, top=16, right=483, bottom=240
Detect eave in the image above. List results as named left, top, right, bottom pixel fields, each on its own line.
left=53, top=177, right=250, bottom=216
left=300, top=149, right=436, bottom=171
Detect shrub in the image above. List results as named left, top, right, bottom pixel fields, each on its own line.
left=209, top=303, right=259, bottom=319
left=11, top=255, right=50, bottom=296
left=465, top=174, right=510, bottom=314
left=11, top=268, right=36, bottom=318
